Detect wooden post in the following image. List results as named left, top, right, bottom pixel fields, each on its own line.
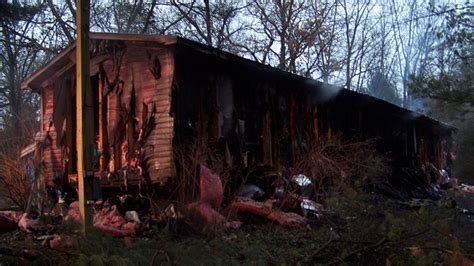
left=98, top=77, right=104, bottom=171
left=76, top=0, right=93, bottom=236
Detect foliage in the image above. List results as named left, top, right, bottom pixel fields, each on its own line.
left=172, top=139, right=207, bottom=204
left=436, top=2, right=473, bottom=63
left=409, top=2, right=473, bottom=104
left=408, top=2, right=474, bottom=180
left=409, top=68, right=474, bottom=106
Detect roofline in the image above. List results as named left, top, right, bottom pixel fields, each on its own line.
left=21, top=42, right=76, bottom=91
left=174, top=37, right=455, bottom=133
left=89, top=32, right=177, bottom=44
left=175, top=36, right=329, bottom=89
left=21, top=33, right=177, bottom=91
left=337, top=89, right=456, bottom=132
left=21, top=32, right=455, bottom=133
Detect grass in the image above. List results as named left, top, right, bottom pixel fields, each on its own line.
left=1, top=188, right=472, bottom=265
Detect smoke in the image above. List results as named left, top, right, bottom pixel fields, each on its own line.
left=410, top=96, right=427, bottom=114
left=306, top=80, right=344, bottom=103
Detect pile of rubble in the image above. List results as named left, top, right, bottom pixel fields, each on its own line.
left=2, top=163, right=473, bottom=253
left=0, top=164, right=324, bottom=245
left=0, top=197, right=144, bottom=250
left=187, top=165, right=322, bottom=228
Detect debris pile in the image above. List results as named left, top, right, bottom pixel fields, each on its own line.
left=187, top=164, right=327, bottom=228
left=460, top=184, right=474, bottom=194
left=1, top=156, right=473, bottom=257
left=1, top=163, right=326, bottom=244
left=230, top=197, right=308, bottom=227
left=65, top=199, right=140, bottom=237
left=0, top=211, right=22, bottom=232
left=93, top=205, right=139, bottom=237
left=48, top=234, right=76, bottom=251
left=18, top=211, right=46, bottom=233
left=187, top=165, right=241, bottom=228
left=0, top=197, right=143, bottom=241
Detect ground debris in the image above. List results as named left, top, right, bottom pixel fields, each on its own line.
left=48, top=234, right=77, bottom=251
left=18, top=211, right=46, bottom=233
left=461, top=184, right=474, bottom=193
left=93, top=205, right=139, bottom=237
left=65, top=201, right=139, bottom=237
left=125, top=211, right=140, bottom=223
left=187, top=164, right=241, bottom=228
left=0, top=187, right=473, bottom=265
left=0, top=210, right=21, bottom=232
left=230, top=197, right=308, bottom=227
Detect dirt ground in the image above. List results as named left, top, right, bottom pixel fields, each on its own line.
left=0, top=189, right=473, bottom=265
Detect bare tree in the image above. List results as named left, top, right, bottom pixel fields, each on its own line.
left=90, top=0, right=161, bottom=34
left=338, top=0, right=376, bottom=91
left=248, top=0, right=331, bottom=74
left=303, top=1, right=341, bottom=80
left=390, top=0, right=438, bottom=108
left=0, top=2, right=47, bottom=155
left=361, top=7, right=402, bottom=105
left=46, top=0, right=75, bottom=43
left=168, top=0, right=248, bottom=50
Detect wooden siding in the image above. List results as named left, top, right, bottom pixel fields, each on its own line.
left=39, top=41, right=176, bottom=187
left=99, top=43, right=175, bottom=185
left=41, top=85, right=64, bottom=185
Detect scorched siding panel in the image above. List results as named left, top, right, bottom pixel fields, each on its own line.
left=99, top=44, right=176, bottom=185
left=41, top=86, right=64, bottom=185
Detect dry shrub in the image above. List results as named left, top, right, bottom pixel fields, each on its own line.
left=171, top=135, right=391, bottom=205
left=141, top=138, right=229, bottom=224
left=292, top=136, right=391, bottom=194
left=172, top=138, right=236, bottom=206
left=0, top=153, right=31, bottom=210
left=172, top=139, right=210, bottom=204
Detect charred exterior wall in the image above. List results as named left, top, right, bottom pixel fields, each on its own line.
left=39, top=84, right=64, bottom=185
left=172, top=43, right=453, bottom=177
left=173, top=44, right=332, bottom=174
left=96, top=40, right=175, bottom=186
left=40, top=40, right=176, bottom=187
left=36, top=36, right=452, bottom=189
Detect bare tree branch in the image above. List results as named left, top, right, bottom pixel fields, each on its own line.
left=141, top=0, right=157, bottom=34
left=46, top=0, right=74, bottom=43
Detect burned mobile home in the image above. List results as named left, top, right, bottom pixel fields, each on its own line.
left=20, top=33, right=454, bottom=192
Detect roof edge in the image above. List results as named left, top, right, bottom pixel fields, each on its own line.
left=21, top=42, right=76, bottom=91
left=89, top=32, right=177, bottom=44
left=21, top=33, right=178, bottom=91
left=20, top=33, right=454, bottom=134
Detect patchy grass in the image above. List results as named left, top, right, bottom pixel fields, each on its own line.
left=1, top=189, right=473, bottom=265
